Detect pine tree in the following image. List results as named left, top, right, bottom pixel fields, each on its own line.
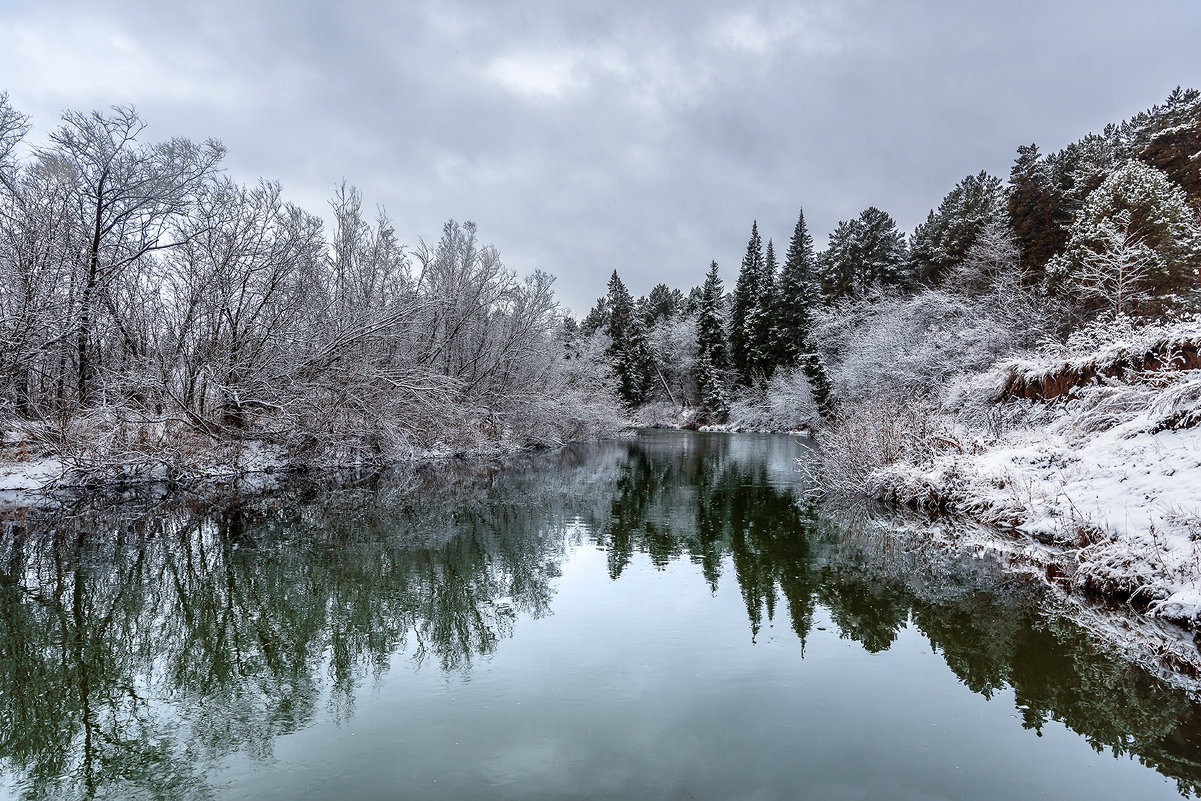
left=1047, top=160, right=1201, bottom=315
left=908, top=171, right=1005, bottom=285
left=730, top=221, right=765, bottom=385
left=856, top=207, right=909, bottom=288
left=819, top=220, right=857, bottom=300
left=1007, top=143, right=1069, bottom=281
left=1063, top=133, right=1121, bottom=213
left=696, top=261, right=730, bottom=420
left=773, top=208, right=832, bottom=416
left=1128, top=86, right=1201, bottom=207
left=820, top=208, right=908, bottom=299
left=605, top=270, right=652, bottom=404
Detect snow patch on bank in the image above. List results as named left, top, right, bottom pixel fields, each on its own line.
left=0, top=458, right=64, bottom=492
left=866, top=347, right=1201, bottom=626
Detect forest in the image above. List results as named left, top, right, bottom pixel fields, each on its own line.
left=578, top=86, right=1201, bottom=437
left=1, top=87, right=1200, bottom=503
left=0, top=95, right=623, bottom=482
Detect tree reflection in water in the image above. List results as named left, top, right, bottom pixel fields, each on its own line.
left=0, top=431, right=1199, bottom=799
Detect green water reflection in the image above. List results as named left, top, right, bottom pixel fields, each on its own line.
left=0, top=431, right=1198, bottom=799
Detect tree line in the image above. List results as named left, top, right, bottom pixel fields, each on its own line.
left=0, top=95, right=621, bottom=473
left=581, top=86, right=1201, bottom=423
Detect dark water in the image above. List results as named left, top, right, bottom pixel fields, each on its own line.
left=1, top=430, right=1200, bottom=800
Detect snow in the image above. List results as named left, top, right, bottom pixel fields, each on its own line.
left=850, top=312, right=1201, bottom=628
left=0, top=458, right=63, bottom=492
left=867, top=363, right=1201, bottom=627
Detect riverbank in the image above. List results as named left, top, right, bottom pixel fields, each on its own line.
left=0, top=414, right=631, bottom=494
left=630, top=400, right=816, bottom=436
left=852, top=317, right=1201, bottom=628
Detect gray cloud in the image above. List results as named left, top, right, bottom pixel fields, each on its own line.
left=2, top=0, right=1199, bottom=312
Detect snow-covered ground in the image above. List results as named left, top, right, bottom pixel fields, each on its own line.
left=0, top=457, right=64, bottom=492
left=864, top=324, right=1201, bottom=628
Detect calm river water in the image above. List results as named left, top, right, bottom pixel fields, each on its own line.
left=1, top=430, right=1200, bottom=800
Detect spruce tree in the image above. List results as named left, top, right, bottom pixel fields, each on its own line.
left=696, top=261, right=730, bottom=420
left=748, top=239, right=778, bottom=379
left=605, top=270, right=652, bottom=404
left=580, top=296, right=609, bottom=337
left=775, top=210, right=817, bottom=365
left=696, top=261, right=728, bottom=369
left=773, top=209, right=832, bottom=416
left=731, top=221, right=765, bottom=385
left=561, top=315, right=580, bottom=359
left=908, top=171, right=1005, bottom=285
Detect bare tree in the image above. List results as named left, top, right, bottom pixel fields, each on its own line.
left=0, top=102, right=621, bottom=478
left=951, top=217, right=1020, bottom=294
left=41, top=106, right=224, bottom=405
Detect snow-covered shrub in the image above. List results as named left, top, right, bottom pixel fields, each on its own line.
left=1056, top=313, right=1201, bottom=369
left=813, top=284, right=1062, bottom=404
left=1050, top=381, right=1157, bottom=439
left=814, top=393, right=958, bottom=497
left=1145, top=372, right=1201, bottom=432
left=726, top=366, right=818, bottom=431
left=990, top=313, right=1201, bottom=402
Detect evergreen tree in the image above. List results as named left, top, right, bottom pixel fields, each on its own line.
left=1127, top=86, right=1201, bottom=207
left=561, top=315, right=580, bottom=359
left=748, top=239, right=778, bottom=379
left=1063, top=133, right=1122, bottom=213
left=696, top=261, right=728, bottom=369
left=773, top=208, right=832, bottom=416
left=1047, top=160, right=1201, bottom=315
left=908, top=171, right=1005, bottom=285
left=643, top=282, right=684, bottom=325
left=820, top=208, right=908, bottom=299
left=856, top=207, right=909, bottom=287
left=819, top=220, right=857, bottom=300
left=730, top=221, right=765, bottom=385
left=1007, top=143, right=1069, bottom=281
left=696, top=354, right=729, bottom=422
left=696, top=261, right=730, bottom=420
left=580, top=296, right=609, bottom=337
left=605, top=271, right=652, bottom=404
left=775, top=209, right=818, bottom=365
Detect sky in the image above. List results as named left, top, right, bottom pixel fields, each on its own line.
left=1, top=0, right=1199, bottom=314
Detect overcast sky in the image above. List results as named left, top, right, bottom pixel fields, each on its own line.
left=2, top=0, right=1199, bottom=313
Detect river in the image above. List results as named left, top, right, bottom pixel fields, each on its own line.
left=0, top=430, right=1198, bottom=800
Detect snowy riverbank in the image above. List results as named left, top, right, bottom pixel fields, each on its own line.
left=0, top=424, right=626, bottom=496
left=859, top=317, right=1201, bottom=627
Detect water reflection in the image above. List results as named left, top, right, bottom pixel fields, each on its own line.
left=0, top=431, right=1199, bottom=799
